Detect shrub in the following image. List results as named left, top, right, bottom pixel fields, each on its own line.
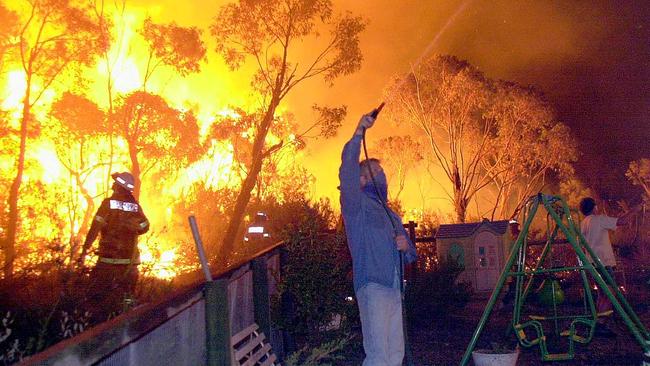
left=270, top=199, right=355, bottom=344
left=405, top=258, right=472, bottom=324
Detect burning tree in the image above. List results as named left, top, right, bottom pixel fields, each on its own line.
left=49, top=92, right=108, bottom=263
left=210, top=0, right=365, bottom=264
left=139, top=16, right=207, bottom=91
left=112, top=91, right=203, bottom=199
left=3, top=0, right=106, bottom=279
left=0, top=2, right=19, bottom=76
left=208, top=106, right=331, bottom=203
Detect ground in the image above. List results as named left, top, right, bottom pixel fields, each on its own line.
left=338, top=268, right=650, bottom=366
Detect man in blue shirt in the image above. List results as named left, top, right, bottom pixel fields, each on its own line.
left=339, top=111, right=417, bottom=366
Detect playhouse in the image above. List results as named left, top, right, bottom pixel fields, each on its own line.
left=436, top=219, right=517, bottom=291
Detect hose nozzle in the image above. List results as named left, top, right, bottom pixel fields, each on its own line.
left=370, top=102, right=385, bottom=119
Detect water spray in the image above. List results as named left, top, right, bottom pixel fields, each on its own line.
left=357, top=3, right=475, bottom=364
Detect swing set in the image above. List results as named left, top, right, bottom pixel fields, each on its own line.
left=460, top=193, right=650, bottom=365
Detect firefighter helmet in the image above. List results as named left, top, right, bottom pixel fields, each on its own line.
left=111, top=172, right=136, bottom=192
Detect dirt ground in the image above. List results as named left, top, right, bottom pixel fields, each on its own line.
left=338, top=268, right=650, bottom=366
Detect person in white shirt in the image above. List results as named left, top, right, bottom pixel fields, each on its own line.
left=579, top=197, right=640, bottom=336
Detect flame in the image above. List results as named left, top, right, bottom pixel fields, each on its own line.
left=2, top=70, right=26, bottom=111
left=140, top=247, right=178, bottom=279
left=32, top=142, right=64, bottom=184
left=109, top=57, right=142, bottom=94
left=0, top=2, right=341, bottom=282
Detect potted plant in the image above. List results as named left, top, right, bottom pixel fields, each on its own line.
left=471, top=340, right=520, bottom=366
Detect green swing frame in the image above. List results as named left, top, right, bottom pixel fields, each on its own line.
left=460, top=194, right=650, bottom=365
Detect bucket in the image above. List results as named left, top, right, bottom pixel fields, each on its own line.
left=471, top=348, right=519, bottom=366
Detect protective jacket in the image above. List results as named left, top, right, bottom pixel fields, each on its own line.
left=339, top=134, right=417, bottom=292
left=85, top=189, right=149, bottom=262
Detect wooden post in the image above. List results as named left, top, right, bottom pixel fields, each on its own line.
left=205, top=279, right=230, bottom=366
left=407, top=221, right=418, bottom=281
left=252, top=256, right=271, bottom=337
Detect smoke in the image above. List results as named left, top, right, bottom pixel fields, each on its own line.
left=294, top=0, right=650, bottom=206
left=13, top=0, right=643, bottom=213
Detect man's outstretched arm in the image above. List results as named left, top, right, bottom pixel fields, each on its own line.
left=339, top=113, right=375, bottom=215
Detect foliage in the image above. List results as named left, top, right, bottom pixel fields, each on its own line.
left=211, top=0, right=365, bottom=86
left=626, top=158, right=650, bottom=199
left=139, top=16, right=206, bottom=88
left=371, top=135, right=423, bottom=201
left=483, top=82, right=578, bottom=220
left=210, top=0, right=365, bottom=265
left=0, top=265, right=91, bottom=362
left=169, top=183, right=239, bottom=262
left=284, top=334, right=352, bottom=366
left=559, top=176, right=594, bottom=219
left=479, top=341, right=518, bottom=354
left=385, top=55, right=578, bottom=223
left=112, top=91, right=204, bottom=198
left=3, top=0, right=107, bottom=278
left=51, top=92, right=107, bottom=137
left=0, top=240, right=175, bottom=363
left=0, top=2, right=19, bottom=75
left=269, top=199, right=354, bottom=341
left=405, top=258, right=472, bottom=324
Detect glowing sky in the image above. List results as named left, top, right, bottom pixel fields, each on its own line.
left=10, top=0, right=649, bottom=214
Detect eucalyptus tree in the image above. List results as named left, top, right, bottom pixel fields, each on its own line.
left=211, top=0, right=365, bottom=264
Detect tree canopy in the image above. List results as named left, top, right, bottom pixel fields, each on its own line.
left=386, top=55, right=578, bottom=222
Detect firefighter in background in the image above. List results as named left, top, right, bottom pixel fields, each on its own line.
left=80, top=172, right=149, bottom=318
left=244, top=211, right=271, bottom=243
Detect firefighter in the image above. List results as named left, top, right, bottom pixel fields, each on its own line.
left=244, top=211, right=271, bottom=243
left=80, top=172, right=149, bottom=319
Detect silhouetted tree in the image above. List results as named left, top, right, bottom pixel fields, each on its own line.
left=211, top=0, right=365, bottom=264
left=139, top=16, right=206, bottom=91
left=4, top=0, right=105, bottom=278
left=50, top=92, right=107, bottom=263
left=112, top=91, right=202, bottom=198
left=0, top=2, right=19, bottom=75
left=93, top=0, right=121, bottom=195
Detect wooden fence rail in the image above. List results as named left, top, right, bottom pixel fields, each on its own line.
left=20, top=241, right=284, bottom=366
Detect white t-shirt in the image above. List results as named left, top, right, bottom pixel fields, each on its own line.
left=580, top=214, right=618, bottom=266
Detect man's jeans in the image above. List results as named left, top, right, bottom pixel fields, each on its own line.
left=356, top=280, right=404, bottom=366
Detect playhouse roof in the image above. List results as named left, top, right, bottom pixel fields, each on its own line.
left=436, top=219, right=510, bottom=239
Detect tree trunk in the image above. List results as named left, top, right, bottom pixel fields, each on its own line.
left=452, top=164, right=466, bottom=223
left=128, top=142, right=141, bottom=200
left=106, top=80, right=114, bottom=198
left=71, top=172, right=95, bottom=263
left=454, top=193, right=467, bottom=224
left=4, top=84, right=31, bottom=279
left=218, top=99, right=279, bottom=266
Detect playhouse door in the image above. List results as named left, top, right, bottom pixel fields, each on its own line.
left=474, top=231, right=499, bottom=291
